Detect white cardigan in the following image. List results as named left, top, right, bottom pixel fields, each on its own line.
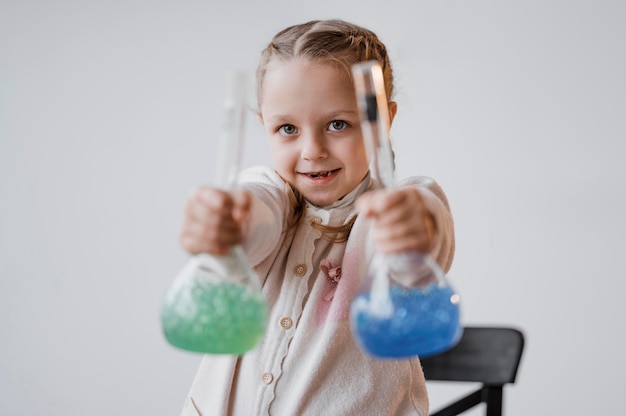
left=179, top=166, right=455, bottom=416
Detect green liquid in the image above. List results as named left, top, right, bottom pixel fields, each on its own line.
left=161, top=276, right=267, bottom=355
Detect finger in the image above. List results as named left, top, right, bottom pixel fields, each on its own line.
left=376, top=207, right=436, bottom=247
left=179, top=187, right=244, bottom=255
left=356, top=189, right=391, bottom=217
left=372, top=216, right=421, bottom=243
left=195, top=187, right=235, bottom=213
left=231, top=189, right=252, bottom=225
left=361, top=188, right=423, bottom=225
left=372, top=222, right=432, bottom=253
left=180, top=221, right=242, bottom=255
left=183, top=188, right=227, bottom=224
left=367, top=188, right=437, bottom=253
left=360, top=188, right=421, bottom=214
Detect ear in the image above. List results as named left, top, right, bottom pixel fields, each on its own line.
left=388, top=101, right=398, bottom=126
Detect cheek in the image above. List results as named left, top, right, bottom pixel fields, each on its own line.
left=343, top=140, right=368, bottom=168
left=268, top=141, right=295, bottom=172
left=352, top=150, right=370, bottom=179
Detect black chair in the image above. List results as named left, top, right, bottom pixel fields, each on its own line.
left=420, top=327, right=525, bottom=416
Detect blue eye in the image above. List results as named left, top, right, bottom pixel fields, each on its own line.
left=279, top=124, right=297, bottom=136
left=328, top=120, right=348, bottom=132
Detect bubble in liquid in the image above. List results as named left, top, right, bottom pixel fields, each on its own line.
left=351, top=284, right=461, bottom=359
left=161, top=276, right=267, bottom=355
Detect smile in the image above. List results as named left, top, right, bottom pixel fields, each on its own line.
left=307, top=170, right=335, bottom=178
left=299, top=169, right=340, bottom=182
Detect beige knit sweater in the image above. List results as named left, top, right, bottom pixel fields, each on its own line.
left=179, top=166, right=455, bottom=416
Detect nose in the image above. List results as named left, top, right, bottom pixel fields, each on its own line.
left=301, top=131, right=328, bottom=161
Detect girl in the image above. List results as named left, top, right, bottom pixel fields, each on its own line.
left=177, top=19, right=455, bottom=416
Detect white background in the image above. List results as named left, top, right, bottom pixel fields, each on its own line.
left=1, top=1, right=624, bottom=414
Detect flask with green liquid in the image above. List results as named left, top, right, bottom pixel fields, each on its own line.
left=161, top=71, right=268, bottom=355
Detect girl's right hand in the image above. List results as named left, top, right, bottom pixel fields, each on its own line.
left=179, top=186, right=251, bottom=256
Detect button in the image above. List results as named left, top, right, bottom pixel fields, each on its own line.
left=279, top=317, right=293, bottom=329
left=261, top=372, right=273, bottom=384
left=294, top=264, right=307, bottom=276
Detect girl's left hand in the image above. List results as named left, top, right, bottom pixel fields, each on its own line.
left=356, top=187, right=436, bottom=254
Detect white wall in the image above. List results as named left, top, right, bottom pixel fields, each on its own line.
left=1, top=1, right=624, bottom=414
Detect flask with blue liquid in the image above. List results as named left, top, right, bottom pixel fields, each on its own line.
left=350, top=61, right=462, bottom=359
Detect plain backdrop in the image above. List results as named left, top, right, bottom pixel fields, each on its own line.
left=1, top=1, right=625, bottom=414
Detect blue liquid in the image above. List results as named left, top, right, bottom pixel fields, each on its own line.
left=350, top=284, right=461, bottom=358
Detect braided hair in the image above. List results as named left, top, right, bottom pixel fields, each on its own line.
left=256, top=20, right=395, bottom=240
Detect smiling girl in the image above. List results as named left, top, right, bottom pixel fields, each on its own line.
left=177, top=19, right=455, bottom=416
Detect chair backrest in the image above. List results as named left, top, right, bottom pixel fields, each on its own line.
left=420, top=326, right=525, bottom=416
left=421, top=326, right=524, bottom=384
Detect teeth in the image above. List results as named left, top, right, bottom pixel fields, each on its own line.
left=309, top=171, right=331, bottom=178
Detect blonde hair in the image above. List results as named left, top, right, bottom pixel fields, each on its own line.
left=257, top=19, right=394, bottom=241
left=257, top=19, right=394, bottom=109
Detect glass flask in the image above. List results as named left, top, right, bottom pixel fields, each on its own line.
left=161, top=71, right=268, bottom=355
left=350, top=61, right=462, bottom=359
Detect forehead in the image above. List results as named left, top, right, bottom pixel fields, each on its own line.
left=260, top=59, right=355, bottom=109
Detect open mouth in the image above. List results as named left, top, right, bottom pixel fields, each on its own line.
left=307, top=170, right=335, bottom=178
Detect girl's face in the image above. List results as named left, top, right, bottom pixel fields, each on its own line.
left=259, top=59, right=369, bottom=207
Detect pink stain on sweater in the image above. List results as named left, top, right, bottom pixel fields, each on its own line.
left=316, top=248, right=362, bottom=326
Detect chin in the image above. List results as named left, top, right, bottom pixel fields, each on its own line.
left=305, top=194, right=335, bottom=207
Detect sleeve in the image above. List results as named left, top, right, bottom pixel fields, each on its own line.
left=236, top=166, right=292, bottom=266
left=397, top=176, right=456, bottom=273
